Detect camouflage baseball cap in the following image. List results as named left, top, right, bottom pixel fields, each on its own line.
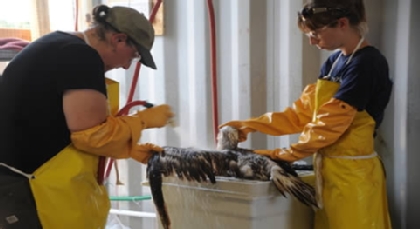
left=104, top=6, right=157, bottom=69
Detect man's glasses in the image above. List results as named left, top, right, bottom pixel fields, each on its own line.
left=126, top=38, right=141, bottom=62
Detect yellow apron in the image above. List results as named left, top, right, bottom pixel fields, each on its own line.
left=28, top=78, right=120, bottom=229
left=29, top=145, right=111, bottom=229
left=312, top=79, right=392, bottom=229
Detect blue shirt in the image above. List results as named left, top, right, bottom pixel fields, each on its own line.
left=319, top=46, right=393, bottom=130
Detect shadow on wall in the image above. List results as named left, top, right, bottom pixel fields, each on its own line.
left=374, top=0, right=397, bottom=226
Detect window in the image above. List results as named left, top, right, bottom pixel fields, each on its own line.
left=0, top=0, right=82, bottom=42
left=0, top=0, right=31, bottom=40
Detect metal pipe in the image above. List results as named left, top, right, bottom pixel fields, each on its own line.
left=109, top=195, right=152, bottom=202
left=109, top=209, right=156, bottom=218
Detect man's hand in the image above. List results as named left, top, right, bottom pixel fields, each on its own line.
left=136, top=104, right=175, bottom=129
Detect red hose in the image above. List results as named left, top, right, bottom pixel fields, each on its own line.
left=126, top=63, right=141, bottom=104
left=207, top=0, right=219, bottom=144
left=98, top=0, right=163, bottom=184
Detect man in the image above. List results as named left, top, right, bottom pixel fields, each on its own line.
left=0, top=4, right=173, bottom=229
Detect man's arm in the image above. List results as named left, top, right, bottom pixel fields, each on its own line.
left=63, top=89, right=108, bottom=132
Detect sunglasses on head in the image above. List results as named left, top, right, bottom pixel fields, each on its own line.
left=298, top=7, right=348, bottom=21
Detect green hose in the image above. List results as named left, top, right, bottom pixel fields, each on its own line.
left=109, top=195, right=152, bottom=202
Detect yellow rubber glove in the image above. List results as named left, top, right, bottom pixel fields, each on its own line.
left=219, top=83, right=316, bottom=142
left=254, top=98, right=357, bottom=163
left=136, top=104, right=175, bottom=129
left=131, top=143, right=163, bottom=164
left=71, top=104, right=174, bottom=158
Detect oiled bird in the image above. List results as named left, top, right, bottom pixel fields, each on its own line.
left=146, top=126, right=318, bottom=229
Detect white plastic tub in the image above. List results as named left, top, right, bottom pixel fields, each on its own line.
left=143, top=171, right=315, bottom=229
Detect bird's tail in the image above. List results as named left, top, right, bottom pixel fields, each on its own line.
left=270, top=164, right=319, bottom=210
left=147, top=153, right=171, bottom=229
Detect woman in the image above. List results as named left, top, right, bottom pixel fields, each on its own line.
left=219, top=0, right=393, bottom=228
left=0, top=4, right=173, bottom=229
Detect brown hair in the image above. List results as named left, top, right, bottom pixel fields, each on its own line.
left=298, top=0, right=367, bottom=34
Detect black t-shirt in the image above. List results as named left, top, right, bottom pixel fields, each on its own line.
left=0, top=31, right=107, bottom=174
left=319, top=46, right=393, bottom=130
